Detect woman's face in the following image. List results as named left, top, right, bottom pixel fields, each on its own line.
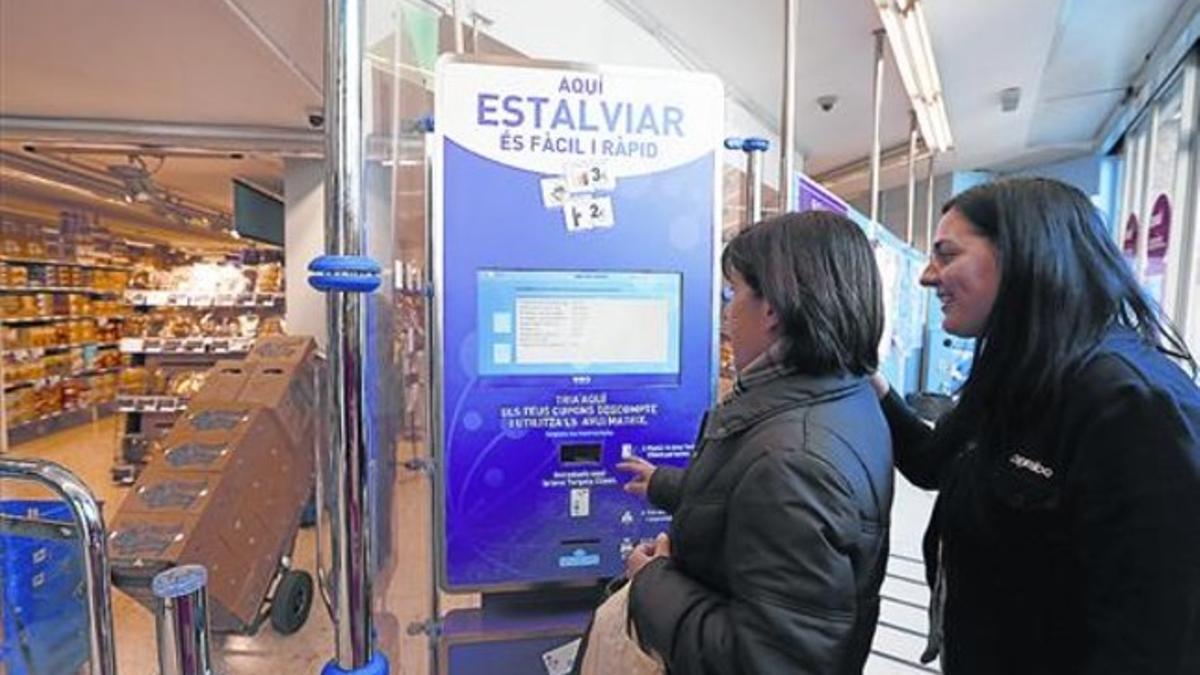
left=723, top=269, right=778, bottom=370
left=920, top=208, right=1001, bottom=337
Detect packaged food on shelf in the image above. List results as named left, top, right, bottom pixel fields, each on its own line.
left=167, top=371, right=209, bottom=398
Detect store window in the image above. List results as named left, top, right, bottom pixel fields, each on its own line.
left=1117, top=48, right=1199, bottom=344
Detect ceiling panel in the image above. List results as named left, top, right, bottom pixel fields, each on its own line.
left=0, top=0, right=320, bottom=127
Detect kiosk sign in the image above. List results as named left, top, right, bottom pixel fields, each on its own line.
left=433, top=56, right=723, bottom=589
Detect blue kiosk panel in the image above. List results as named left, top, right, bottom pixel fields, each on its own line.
left=434, top=56, right=724, bottom=591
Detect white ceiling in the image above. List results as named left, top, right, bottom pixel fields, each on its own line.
left=623, top=0, right=1194, bottom=194
left=0, top=0, right=1194, bottom=211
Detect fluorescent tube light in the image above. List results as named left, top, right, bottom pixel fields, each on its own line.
left=875, top=0, right=954, bottom=151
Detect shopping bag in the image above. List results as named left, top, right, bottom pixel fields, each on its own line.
left=573, top=578, right=665, bottom=675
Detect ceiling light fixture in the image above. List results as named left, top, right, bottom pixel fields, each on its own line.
left=875, top=0, right=954, bottom=151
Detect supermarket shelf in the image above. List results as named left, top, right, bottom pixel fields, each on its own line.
left=5, top=401, right=118, bottom=446
left=2, top=342, right=120, bottom=358
left=0, top=314, right=127, bottom=326
left=0, top=255, right=129, bottom=271
left=124, top=290, right=284, bottom=307
left=3, top=366, right=123, bottom=391
left=116, top=394, right=189, bottom=413
left=118, top=336, right=253, bottom=355
left=0, top=286, right=122, bottom=296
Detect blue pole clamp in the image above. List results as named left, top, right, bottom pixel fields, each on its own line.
left=308, top=255, right=383, bottom=294
left=723, top=137, right=770, bottom=153
left=417, top=114, right=435, bottom=133
left=320, top=652, right=389, bottom=675
left=742, top=137, right=770, bottom=153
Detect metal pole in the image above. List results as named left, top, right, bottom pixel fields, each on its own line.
left=323, top=0, right=374, bottom=669
left=747, top=144, right=765, bottom=225
left=452, top=0, right=465, bottom=54
left=925, top=152, right=936, bottom=254
left=906, top=110, right=918, bottom=246
left=724, top=137, right=770, bottom=227
left=0, top=114, right=323, bottom=155
left=870, top=28, right=886, bottom=224
left=0, top=458, right=116, bottom=675
left=779, top=0, right=798, bottom=211
left=153, top=565, right=214, bottom=675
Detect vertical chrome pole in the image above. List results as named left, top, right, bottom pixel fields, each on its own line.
left=323, top=0, right=375, bottom=670
left=747, top=147, right=764, bottom=225
left=153, top=565, right=214, bottom=675
left=725, top=137, right=770, bottom=228
left=906, top=110, right=918, bottom=245
left=779, top=0, right=798, bottom=210
left=925, top=152, right=937, bottom=254
left=452, top=0, right=465, bottom=54
left=0, top=458, right=117, bottom=675
left=870, top=28, right=886, bottom=224
left=745, top=139, right=769, bottom=225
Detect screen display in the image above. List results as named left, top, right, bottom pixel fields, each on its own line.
left=233, top=180, right=284, bottom=246
left=477, top=270, right=681, bottom=381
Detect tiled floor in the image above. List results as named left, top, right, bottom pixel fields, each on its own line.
left=4, top=415, right=936, bottom=674
left=1, top=416, right=454, bottom=675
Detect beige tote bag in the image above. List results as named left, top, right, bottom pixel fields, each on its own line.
left=575, top=581, right=666, bottom=675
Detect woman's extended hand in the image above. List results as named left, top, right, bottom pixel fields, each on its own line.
left=616, top=456, right=657, bottom=498
left=625, top=532, right=671, bottom=578
left=868, top=371, right=890, bottom=400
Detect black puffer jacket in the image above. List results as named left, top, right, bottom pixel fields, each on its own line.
left=628, top=373, right=893, bottom=674
left=884, top=328, right=1200, bottom=674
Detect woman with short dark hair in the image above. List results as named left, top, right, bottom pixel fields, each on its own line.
left=618, top=210, right=894, bottom=674
left=872, top=176, right=1200, bottom=673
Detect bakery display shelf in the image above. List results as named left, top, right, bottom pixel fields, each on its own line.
left=0, top=255, right=130, bottom=271
left=3, top=366, right=123, bottom=391
left=0, top=286, right=122, bottom=296
left=0, top=315, right=128, bottom=326
left=123, top=290, right=284, bottom=308
left=115, top=394, right=189, bottom=413
left=118, top=336, right=254, bottom=355
left=2, top=342, right=120, bottom=358
left=5, top=401, right=118, bottom=446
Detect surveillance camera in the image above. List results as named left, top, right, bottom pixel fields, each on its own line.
left=306, top=108, right=325, bottom=129
left=816, top=95, right=838, bottom=112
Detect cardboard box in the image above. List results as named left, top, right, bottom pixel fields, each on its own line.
left=140, top=412, right=181, bottom=441
left=161, top=402, right=286, bottom=471
left=122, top=464, right=226, bottom=518
left=110, top=346, right=321, bottom=633
left=190, top=360, right=253, bottom=404
left=108, top=511, right=198, bottom=564
left=246, top=335, right=316, bottom=366
left=237, top=361, right=316, bottom=450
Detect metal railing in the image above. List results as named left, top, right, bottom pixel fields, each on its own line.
left=0, top=457, right=117, bottom=675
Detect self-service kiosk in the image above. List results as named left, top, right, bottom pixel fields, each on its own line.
left=431, top=55, right=724, bottom=672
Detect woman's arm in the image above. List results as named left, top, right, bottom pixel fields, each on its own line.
left=628, top=450, right=861, bottom=674
left=1069, top=378, right=1200, bottom=674
left=874, top=376, right=964, bottom=489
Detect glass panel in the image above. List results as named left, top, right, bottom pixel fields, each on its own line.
left=1144, top=76, right=1186, bottom=309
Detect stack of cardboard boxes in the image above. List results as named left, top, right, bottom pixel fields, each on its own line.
left=108, top=336, right=319, bottom=632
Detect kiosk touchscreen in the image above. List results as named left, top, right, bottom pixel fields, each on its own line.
left=476, top=269, right=681, bottom=385
left=434, top=56, right=724, bottom=590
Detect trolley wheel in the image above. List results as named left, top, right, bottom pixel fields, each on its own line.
left=270, top=569, right=313, bottom=635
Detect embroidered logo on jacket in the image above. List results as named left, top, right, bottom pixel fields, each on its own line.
left=1009, top=453, right=1054, bottom=479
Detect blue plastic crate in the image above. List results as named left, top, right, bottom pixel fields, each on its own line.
left=1, top=500, right=89, bottom=675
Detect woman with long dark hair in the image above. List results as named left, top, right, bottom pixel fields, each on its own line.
left=618, top=211, right=894, bottom=674
left=872, top=177, right=1200, bottom=673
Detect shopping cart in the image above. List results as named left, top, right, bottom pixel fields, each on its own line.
left=0, top=500, right=90, bottom=675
